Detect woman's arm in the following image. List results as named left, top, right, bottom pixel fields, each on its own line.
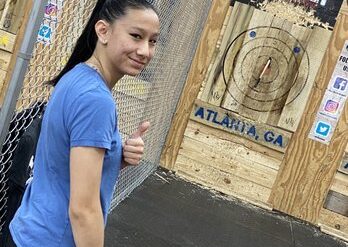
left=69, top=146, right=105, bottom=247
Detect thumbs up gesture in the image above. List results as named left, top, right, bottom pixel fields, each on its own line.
left=122, top=121, right=150, bottom=168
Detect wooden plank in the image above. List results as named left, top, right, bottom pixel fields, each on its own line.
left=186, top=120, right=284, bottom=164
left=160, top=0, right=230, bottom=170
left=0, top=0, right=11, bottom=29
left=269, top=12, right=348, bottom=224
left=0, top=69, right=6, bottom=93
left=3, top=0, right=26, bottom=34
left=207, top=5, right=255, bottom=106
left=175, top=154, right=272, bottom=208
left=338, top=152, right=348, bottom=175
left=340, top=0, right=348, bottom=16
left=180, top=135, right=278, bottom=188
left=190, top=99, right=292, bottom=153
left=0, top=0, right=32, bottom=105
left=201, top=2, right=254, bottom=103
left=319, top=209, right=348, bottom=242
left=221, top=9, right=273, bottom=114
left=324, top=190, right=348, bottom=217
left=0, top=29, right=15, bottom=52
left=185, top=120, right=283, bottom=170
left=331, top=172, right=348, bottom=197
left=0, top=48, right=11, bottom=71
left=198, top=6, right=232, bottom=100
left=238, top=16, right=292, bottom=122
left=260, top=24, right=312, bottom=126
left=278, top=27, right=332, bottom=131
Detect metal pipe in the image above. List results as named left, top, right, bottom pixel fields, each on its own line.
left=0, top=0, right=46, bottom=148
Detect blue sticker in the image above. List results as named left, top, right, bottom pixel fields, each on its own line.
left=333, top=76, right=348, bottom=92
left=38, top=24, right=52, bottom=43
left=249, top=31, right=256, bottom=38
left=315, top=121, right=331, bottom=137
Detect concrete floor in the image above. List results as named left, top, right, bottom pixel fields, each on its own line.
left=105, top=168, right=348, bottom=247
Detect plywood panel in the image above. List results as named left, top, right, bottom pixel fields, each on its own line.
left=0, top=29, right=15, bottom=52
left=319, top=208, right=348, bottom=242
left=202, top=2, right=254, bottom=104
left=180, top=134, right=278, bottom=188
left=191, top=100, right=292, bottom=153
left=160, top=0, right=230, bottom=170
left=269, top=12, right=348, bottom=224
left=0, top=48, right=10, bottom=71
left=175, top=154, right=272, bottom=209
left=331, top=172, right=348, bottom=197
left=185, top=120, right=283, bottom=170
left=278, top=27, right=332, bottom=131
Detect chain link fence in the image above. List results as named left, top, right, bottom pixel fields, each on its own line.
left=0, top=0, right=212, bottom=233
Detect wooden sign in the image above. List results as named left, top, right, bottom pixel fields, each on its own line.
left=190, top=100, right=292, bottom=152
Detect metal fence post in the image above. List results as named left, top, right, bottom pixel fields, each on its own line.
left=0, top=0, right=47, bottom=148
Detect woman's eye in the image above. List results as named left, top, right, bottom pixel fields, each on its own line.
left=130, top=34, right=142, bottom=39
left=149, top=39, right=157, bottom=46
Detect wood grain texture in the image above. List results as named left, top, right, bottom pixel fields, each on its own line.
left=0, top=48, right=11, bottom=71
left=319, top=208, right=348, bottom=242
left=191, top=99, right=292, bottom=152
left=340, top=0, right=348, bottom=16
left=278, top=27, right=332, bottom=131
left=174, top=120, right=281, bottom=208
left=0, top=29, right=15, bottom=52
left=160, top=0, right=230, bottom=170
left=269, top=12, right=348, bottom=224
left=0, top=0, right=32, bottom=105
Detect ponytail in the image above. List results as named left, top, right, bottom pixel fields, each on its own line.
left=48, top=0, right=105, bottom=86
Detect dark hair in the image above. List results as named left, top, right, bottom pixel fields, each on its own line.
left=48, top=0, right=158, bottom=86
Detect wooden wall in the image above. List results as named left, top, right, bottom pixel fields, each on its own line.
left=0, top=0, right=32, bottom=105
left=161, top=0, right=348, bottom=242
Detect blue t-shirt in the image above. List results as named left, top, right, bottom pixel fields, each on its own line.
left=10, top=63, right=122, bottom=246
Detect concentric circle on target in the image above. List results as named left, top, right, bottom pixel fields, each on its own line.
left=222, top=26, right=310, bottom=112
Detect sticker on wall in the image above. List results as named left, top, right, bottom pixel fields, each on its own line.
left=329, top=75, right=348, bottom=96
left=318, top=91, right=346, bottom=120
left=309, top=115, right=337, bottom=144
left=0, top=35, right=9, bottom=48
left=309, top=40, right=348, bottom=145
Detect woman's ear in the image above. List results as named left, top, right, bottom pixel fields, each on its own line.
left=95, top=20, right=110, bottom=45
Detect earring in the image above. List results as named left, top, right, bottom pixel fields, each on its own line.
left=103, top=40, right=108, bottom=45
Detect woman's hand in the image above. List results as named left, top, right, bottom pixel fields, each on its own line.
left=122, top=121, right=150, bottom=168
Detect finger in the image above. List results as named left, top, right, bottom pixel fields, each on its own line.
left=123, top=151, right=143, bottom=160
left=124, top=158, right=141, bottom=166
left=123, top=145, right=144, bottom=154
left=131, top=121, right=150, bottom=139
left=126, top=138, right=144, bottom=147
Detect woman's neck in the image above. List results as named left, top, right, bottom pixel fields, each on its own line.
left=85, top=53, right=121, bottom=89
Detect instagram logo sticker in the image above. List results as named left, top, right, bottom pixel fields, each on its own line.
left=45, top=3, right=58, bottom=19
left=324, top=100, right=339, bottom=114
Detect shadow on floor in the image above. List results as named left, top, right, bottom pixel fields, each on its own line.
left=105, top=168, right=347, bottom=247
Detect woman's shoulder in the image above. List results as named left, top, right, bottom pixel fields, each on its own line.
left=60, top=63, right=113, bottom=98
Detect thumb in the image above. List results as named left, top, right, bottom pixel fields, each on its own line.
left=131, top=121, right=150, bottom=139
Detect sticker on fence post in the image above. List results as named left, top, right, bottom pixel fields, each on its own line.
left=37, top=0, right=64, bottom=45
left=309, top=40, right=348, bottom=144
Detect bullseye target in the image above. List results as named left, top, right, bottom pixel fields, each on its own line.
left=222, top=26, right=310, bottom=112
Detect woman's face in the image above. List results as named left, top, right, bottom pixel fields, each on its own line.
left=106, top=8, right=160, bottom=78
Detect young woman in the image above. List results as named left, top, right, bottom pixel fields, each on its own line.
left=8, top=0, right=160, bottom=246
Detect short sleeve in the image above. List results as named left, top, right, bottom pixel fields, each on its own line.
left=66, top=87, right=115, bottom=150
